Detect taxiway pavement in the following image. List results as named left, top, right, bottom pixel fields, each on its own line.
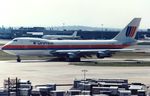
left=0, top=60, right=150, bottom=89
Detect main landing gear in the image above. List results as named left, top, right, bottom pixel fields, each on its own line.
left=66, top=57, right=81, bottom=62
left=17, top=56, right=21, bottom=62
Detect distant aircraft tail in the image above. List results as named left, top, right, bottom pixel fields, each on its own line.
left=144, top=35, right=147, bottom=39
left=72, top=31, right=78, bottom=37
left=143, top=34, right=150, bottom=39
left=113, top=18, right=141, bottom=44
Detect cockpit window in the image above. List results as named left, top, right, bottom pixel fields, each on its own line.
left=33, top=42, right=36, bottom=44
left=13, top=39, right=18, bottom=42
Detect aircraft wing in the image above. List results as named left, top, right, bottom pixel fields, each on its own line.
left=53, top=48, right=136, bottom=53
left=50, top=48, right=146, bottom=59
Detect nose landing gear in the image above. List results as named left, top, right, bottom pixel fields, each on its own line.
left=17, top=56, right=21, bottom=62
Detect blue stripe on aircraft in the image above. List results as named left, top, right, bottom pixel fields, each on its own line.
left=126, top=26, right=132, bottom=37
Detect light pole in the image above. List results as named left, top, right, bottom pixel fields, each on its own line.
left=82, top=69, right=88, bottom=81
left=101, top=24, right=103, bottom=39
left=82, top=69, right=88, bottom=94
left=101, top=24, right=103, bottom=31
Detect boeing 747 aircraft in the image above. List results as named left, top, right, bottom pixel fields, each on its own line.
left=42, top=31, right=80, bottom=40
left=1, top=18, right=141, bottom=62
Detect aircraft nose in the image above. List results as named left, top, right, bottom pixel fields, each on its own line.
left=0, top=46, right=2, bottom=50
left=1, top=45, right=7, bottom=50
left=1, top=45, right=5, bottom=50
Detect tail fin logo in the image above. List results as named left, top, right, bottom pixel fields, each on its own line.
left=126, top=26, right=137, bottom=37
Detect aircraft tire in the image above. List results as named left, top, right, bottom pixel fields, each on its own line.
left=17, top=56, right=21, bottom=62
left=17, top=59, right=21, bottom=62
left=67, top=57, right=81, bottom=62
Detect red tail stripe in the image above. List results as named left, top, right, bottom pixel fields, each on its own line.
left=129, top=27, right=136, bottom=37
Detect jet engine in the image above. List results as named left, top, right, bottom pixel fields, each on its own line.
left=96, top=51, right=112, bottom=58
left=66, top=52, right=81, bottom=62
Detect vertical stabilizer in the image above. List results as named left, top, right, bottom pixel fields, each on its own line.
left=72, top=31, right=78, bottom=37
left=113, top=18, right=141, bottom=43
left=143, top=34, right=150, bottom=40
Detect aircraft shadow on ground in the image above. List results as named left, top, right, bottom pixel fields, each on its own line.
left=45, top=58, right=95, bottom=63
left=8, top=58, right=96, bottom=63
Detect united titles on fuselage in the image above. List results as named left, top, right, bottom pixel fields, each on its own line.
left=30, top=40, right=53, bottom=45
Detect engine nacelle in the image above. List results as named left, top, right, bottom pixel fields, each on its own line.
left=67, top=52, right=78, bottom=58
left=96, top=51, right=112, bottom=58
left=67, top=52, right=81, bottom=62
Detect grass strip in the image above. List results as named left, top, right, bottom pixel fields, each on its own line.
left=70, top=61, right=150, bottom=66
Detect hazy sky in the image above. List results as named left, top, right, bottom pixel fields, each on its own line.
left=0, top=0, right=149, bottom=28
